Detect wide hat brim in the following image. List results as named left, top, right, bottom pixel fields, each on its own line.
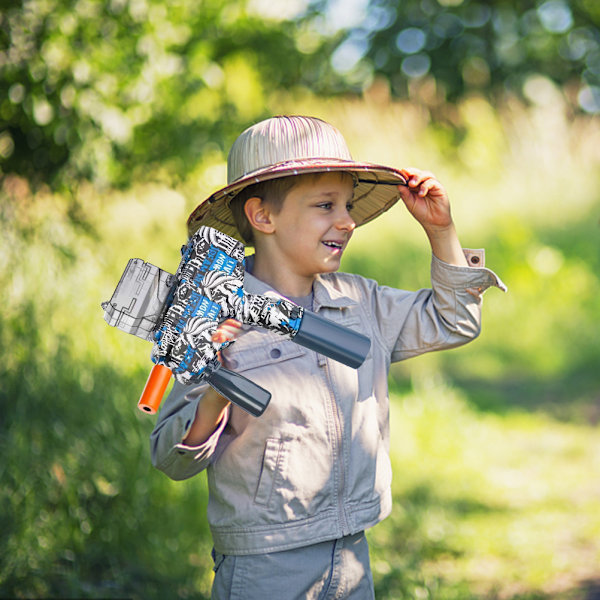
left=186, top=158, right=407, bottom=240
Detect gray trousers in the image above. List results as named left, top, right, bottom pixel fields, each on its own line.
left=211, top=531, right=375, bottom=600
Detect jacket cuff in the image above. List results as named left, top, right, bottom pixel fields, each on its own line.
left=432, top=251, right=507, bottom=293
left=173, top=399, right=230, bottom=461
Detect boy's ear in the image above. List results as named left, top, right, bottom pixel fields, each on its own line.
left=244, top=196, right=275, bottom=234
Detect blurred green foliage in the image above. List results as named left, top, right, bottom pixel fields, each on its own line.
left=2, top=0, right=599, bottom=189
left=0, top=181, right=216, bottom=598
left=369, top=380, right=600, bottom=599
left=322, top=0, right=600, bottom=108
left=0, top=0, right=338, bottom=186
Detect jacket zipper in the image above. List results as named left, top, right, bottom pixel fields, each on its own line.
left=322, top=358, right=349, bottom=536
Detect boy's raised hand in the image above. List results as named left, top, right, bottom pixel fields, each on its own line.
left=397, top=167, right=453, bottom=232
left=397, top=167, right=468, bottom=267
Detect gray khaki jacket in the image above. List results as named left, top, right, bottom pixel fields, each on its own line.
left=150, top=253, right=505, bottom=555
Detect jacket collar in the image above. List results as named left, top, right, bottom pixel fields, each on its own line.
left=243, top=255, right=358, bottom=311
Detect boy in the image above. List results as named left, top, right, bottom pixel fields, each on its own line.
left=150, top=116, right=505, bottom=599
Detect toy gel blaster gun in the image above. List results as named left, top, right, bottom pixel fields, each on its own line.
left=102, top=226, right=371, bottom=417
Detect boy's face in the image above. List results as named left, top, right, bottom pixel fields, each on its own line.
left=267, top=172, right=356, bottom=280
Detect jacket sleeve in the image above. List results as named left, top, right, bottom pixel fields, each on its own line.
left=149, top=380, right=230, bottom=481
left=366, top=253, right=505, bottom=362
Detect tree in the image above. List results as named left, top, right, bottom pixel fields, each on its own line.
left=316, top=0, right=600, bottom=111
left=0, top=0, right=336, bottom=187
left=1, top=0, right=598, bottom=189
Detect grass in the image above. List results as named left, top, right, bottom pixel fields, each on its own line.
left=368, top=379, right=600, bottom=599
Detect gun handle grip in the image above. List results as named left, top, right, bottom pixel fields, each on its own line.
left=138, top=363, right=172, bottom=414
left=206, top=367, right=271, bottom=417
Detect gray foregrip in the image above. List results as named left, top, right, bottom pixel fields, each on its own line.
left=294, top=311, right=370, bottom=368
left=206, top=367, right=271, bottom=417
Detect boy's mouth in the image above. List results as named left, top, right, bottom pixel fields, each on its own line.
left=322, top=240, right=344, bottom=251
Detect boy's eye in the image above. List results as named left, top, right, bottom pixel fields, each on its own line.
left=315, top=201, right=354, bottom=211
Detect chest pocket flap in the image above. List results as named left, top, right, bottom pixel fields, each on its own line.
left=223, top=335, right=306, bottom=372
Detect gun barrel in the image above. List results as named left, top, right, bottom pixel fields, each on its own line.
left=294, top=311, right=370, bottom=368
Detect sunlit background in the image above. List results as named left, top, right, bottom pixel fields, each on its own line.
left=1, top=1, right=599, bottom=598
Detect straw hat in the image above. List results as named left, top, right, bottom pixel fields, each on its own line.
left=187, top=115, right=406, bottom=239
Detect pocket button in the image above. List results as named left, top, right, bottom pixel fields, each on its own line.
left=270, top=348, right=281, bottom=359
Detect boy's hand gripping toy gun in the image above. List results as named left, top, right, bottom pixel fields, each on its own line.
left=102, top=226, right=371, bottom=417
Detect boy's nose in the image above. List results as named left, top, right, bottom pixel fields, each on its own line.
left=336, top=210, right=356, bottom=232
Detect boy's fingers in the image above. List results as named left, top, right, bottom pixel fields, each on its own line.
left=418, top=178, right=438, bottom=196
left=400, top=168, right=435, bottom=188
left=212, top=319, right=243, bottom=344
left=212, top=330, right=233, bottom=344
left=399, top=171, right=443, bottom=199
left=222, top=318, right=242, bottom=330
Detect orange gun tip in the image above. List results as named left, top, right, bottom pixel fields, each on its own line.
left=138, top=363, right=172, bottom=415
